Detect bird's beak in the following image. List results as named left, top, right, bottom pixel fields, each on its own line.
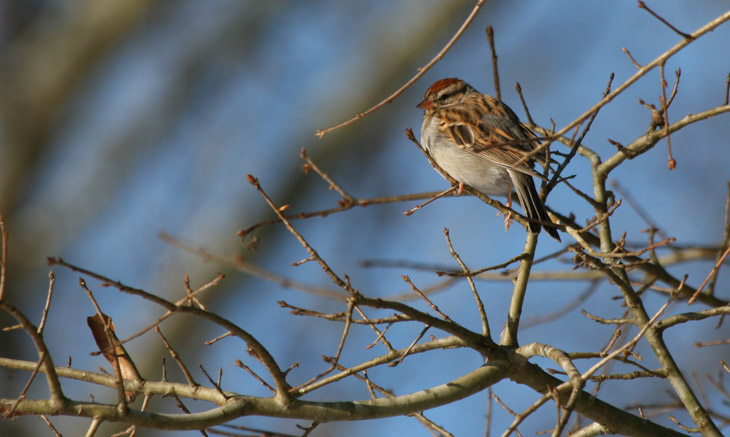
left=417, top=99, right=432, bottom=109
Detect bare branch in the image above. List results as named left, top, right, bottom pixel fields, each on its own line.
left=316, top=0, right=487, bottom=137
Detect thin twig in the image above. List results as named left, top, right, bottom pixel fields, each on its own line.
left=393, top=325, right=430, bottom=366
left=0, top=301, right=66, bottom=405
left=4, top=351, right=47, bottom=418
left=315, top=0, right=487, bottom=137
left=205, top=331, right=232, bottom=346
left=156, top=327, right=197, bottom=387
left=622, top=47, right=642, bottom=69
left=708, top=180, right=730, bottom=296
left=545, top=73, right=614, bottom=195
left=290, top=300, right=356, bottom=392
left=235, top=359, right=275, bottom=394
left=689, top=245, right=730, bottom=304
left=403, top=186, right=456, bottom=216
left=40, top=415, right=62, bottom=437
left=248, top=175, right=358, bottom=297
left=637, top=1, right=693, bottom=39
left=494, top=393, right=523, bottom=437
left=80, top=279, right=129, bottom=410
left=485, top=387, right=493, bottom=437
left=486, top=25, right=501, bottom=101
left=443, top=228, right=489, bottom=336
left=239, top=190, right=444, bottom=237
left=300, top=148, right=354, bottom=203
left=515, top=83, right=534, bottom=125
left=659, top=62, right=676, bottom=170
left=199, top=365, right=228, bottom=400
left=401, top=275, right=451, bottom=321
left=38, top=271, right=56, bottom=335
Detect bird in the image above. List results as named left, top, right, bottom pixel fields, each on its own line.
left=417, top=77, right=560, bottom=241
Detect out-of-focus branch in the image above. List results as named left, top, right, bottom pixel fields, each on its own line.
left=0, top=0, right=158, bottom=212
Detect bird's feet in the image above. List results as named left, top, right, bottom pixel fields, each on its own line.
left=455, top=182, right=465, bottom=196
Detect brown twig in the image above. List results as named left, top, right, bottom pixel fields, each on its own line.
left=493, top=392, right=523, bottom=437
left=694, top=339, right=730, bottom=348
left=315, top=0, right=487, bottom=138
left=156, top=327, right=197, bottom=387
left=40, top=415, right=62, bottom=436
left=443, top=228, right=489, bottom=336
left=545, top=73, right=615, bottom=195
left=4, top=351, right=47, bottom=418
left=581, top=309, right=632, bottom=326
left=205, top=332, right=232, bottom=346
left=515, top=82, right=534, bottom=125
left=455, top=252, right=527, bottom=277
left=486, top=25, right=501, bottom=101
left=354, top=305, right=396, bottom=353
left=668, top=415, right=701, bottom=433
left=402, top=186, right=456, bottom=216
left=659, top=62, right=676, bottom=170
left=0, top=301, right=66, bottom=406
left=183, top=275, right=207, bottom=310
left=689, top=245, right=730, bottom=304
left=290, top=300, right=356, bottom=393
left=637, top=1, right=693, bottom=39
left=199, top=365, right=228, bottom=401
left=80, top=279, right=129, bottom=410
left=239, top=191, right=443, bottom=237
left=622, top=47, right=643, bottom=69
left=485, top=387, right=493, bottom=437
left=300, top=148, right=354, bottom=203
left=401, top=275, right=451, bottom=322
left=392, top=324, right=430, bottom=366
left=708, top=181, right=730, bottom=296
left=235, top=359, right=275, bottom=394
left=248, top=175, right=359, bottom=297
left=293, top=336, right=469, bottom=396
left=37, top=271, right=56, bottom=335
left=667, top=68, right=680, bottom=107
left=365, top=323, right=393, bottom=349
left=115, top=273, right=225, bottom=351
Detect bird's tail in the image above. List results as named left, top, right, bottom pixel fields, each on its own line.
left=511, top=172, right=561, bottom=242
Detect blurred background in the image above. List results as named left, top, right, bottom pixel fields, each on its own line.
left=1, top=1, right=729, bottom=435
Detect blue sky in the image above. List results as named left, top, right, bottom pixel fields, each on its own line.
left=2, top=1, right=730, bottom=435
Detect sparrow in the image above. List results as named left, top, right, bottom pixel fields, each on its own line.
left=418, top=78, right=560, bottom=241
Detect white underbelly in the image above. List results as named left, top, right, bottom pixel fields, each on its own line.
left=423, top=131, right=513, bottom=197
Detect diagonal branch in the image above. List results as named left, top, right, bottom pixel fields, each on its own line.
left=315, top=0, right=487, bottom=138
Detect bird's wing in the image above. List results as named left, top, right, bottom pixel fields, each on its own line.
left=433, top=101, right=542, bottom=178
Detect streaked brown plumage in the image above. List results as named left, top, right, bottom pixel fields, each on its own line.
left=418, top=78, right=560, bottom=241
